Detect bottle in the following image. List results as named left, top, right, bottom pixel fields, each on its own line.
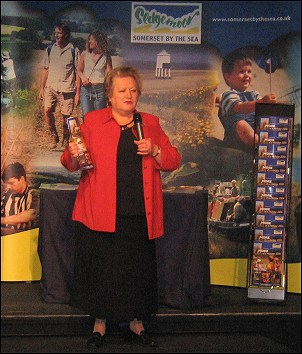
left=67, top=117, right=94, bottom=170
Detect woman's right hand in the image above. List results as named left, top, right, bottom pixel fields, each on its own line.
left=68, top=141, right=80, bottom=159
left=82, top=78, right=91, bottom=87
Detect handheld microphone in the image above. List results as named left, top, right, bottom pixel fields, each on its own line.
left=134, top=112, right=144, bottom=140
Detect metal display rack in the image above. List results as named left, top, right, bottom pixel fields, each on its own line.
left=247, top=103, right=295, bottom=303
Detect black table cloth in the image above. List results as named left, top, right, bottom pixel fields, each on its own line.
left=38, top=189, right=210, bottom=309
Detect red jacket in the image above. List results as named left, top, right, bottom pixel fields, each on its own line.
left=61, top=107, right=181, bottom=239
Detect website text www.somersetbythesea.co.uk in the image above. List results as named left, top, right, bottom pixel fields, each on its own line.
left=212, top=15, right=291, bottom=23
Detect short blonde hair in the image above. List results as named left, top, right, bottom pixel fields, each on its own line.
left=104, top=66, right=142, bottom=104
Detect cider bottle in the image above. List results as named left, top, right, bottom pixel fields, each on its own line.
left=67, top=117, right=94, bottom=170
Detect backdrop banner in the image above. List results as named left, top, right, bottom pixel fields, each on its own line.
left=1, top=1, right=301, bottom=291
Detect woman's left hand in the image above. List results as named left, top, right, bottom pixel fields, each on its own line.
left=134, top=138, right=157, bottom=156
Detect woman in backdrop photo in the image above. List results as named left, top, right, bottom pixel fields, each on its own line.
left=77, top=30, right=112, bottom=120
left=61, top=66, right=181, bottom=348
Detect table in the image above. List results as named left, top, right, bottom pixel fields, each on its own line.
left=38, top=188, right=210, bottom=309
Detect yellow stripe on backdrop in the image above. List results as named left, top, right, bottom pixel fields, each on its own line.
left=1, top=232, right=300, bottom=294
left=210, top=259, right=301, bottom=294
left=1, top=229, right=41, bottom=281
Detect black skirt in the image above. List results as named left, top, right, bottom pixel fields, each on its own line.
left=70, top=216, right=158, bottom=322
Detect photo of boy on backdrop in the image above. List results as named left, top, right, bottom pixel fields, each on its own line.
left=218, top=49, right=276, bottom=151
left=1, top=162, right=39, bottom=235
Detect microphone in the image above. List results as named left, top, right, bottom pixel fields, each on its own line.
left=134, top=112, right=144, bottom=140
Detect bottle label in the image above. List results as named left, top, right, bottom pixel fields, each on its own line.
left=67, top=117, right=94, bottom=170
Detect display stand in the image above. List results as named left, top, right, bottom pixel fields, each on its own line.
left=247, top=103, right=295, bottom=303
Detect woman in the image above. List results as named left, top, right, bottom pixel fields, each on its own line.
left=77, top=31, right=112, bottom=119
left=61, top=66, right=181, bottom=348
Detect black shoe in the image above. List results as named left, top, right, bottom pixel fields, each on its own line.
left=86, top=332, right=106, bottom=348
left=124, top=330, right=158, bottom=347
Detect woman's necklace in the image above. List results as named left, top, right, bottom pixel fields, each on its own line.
left=120, top=119, right=134, bottom=131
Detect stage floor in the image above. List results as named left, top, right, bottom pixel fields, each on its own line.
left=1, top=282, right=301, bottom=352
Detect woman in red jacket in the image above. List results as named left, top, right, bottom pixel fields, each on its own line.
left=61, top=66, right=181, bottom=348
